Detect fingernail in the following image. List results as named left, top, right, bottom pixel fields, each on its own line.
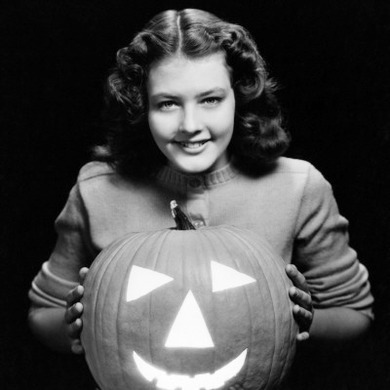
left=290, top=286, right=296, bottom=295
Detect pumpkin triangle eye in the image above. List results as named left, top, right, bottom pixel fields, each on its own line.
left=165, top=290, right=214, bottom=348
left=211, top=261, right=256, bottom=292
left=126, top=266, right=173, bottom=302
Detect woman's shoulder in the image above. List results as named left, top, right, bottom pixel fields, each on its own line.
left=73, top=161, right=126, bottom=199
left=74, top=161, right=152, bottom=198
left=273, top=157, right=328, bottom=183
left=241, top=157, right=331, bottom=197
left=237, top=157, right=328, bottom=186
left=77, top=161, right=116, bottom=183
left=270, top=157, right=333, bottom=202
left=273, top=157, right=313, bottom=173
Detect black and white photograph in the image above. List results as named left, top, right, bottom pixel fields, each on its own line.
left=1, top=0, right=389, bottom=389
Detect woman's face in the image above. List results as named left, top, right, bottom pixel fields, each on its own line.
left=147, top=52, right=235, bottom=174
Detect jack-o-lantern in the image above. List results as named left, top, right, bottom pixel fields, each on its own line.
left=81, top=202, right=298, bottom=390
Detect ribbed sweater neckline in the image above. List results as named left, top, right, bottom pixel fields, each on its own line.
left=156, top=162, right=237, bottom=191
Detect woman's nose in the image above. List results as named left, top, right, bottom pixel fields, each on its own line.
left=179, top=106, right=202, bottom=133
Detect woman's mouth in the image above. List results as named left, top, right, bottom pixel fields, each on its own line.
left=181, top=142, right=206, bottom=149
left=174, top=140, right=210, bottom=152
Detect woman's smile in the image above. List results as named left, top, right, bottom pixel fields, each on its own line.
left=173, top=139, right=210, bottom=152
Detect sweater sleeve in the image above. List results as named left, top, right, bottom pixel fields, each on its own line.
left=293, top=164, right=374, bottom=319
left=28, top=183, right=96, bottom=308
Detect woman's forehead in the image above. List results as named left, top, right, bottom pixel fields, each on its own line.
left=147, top=52, right=232, bottom=96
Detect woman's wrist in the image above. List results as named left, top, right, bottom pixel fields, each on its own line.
left=28, top=306, right=74, bottom=353
left=309, top=307, right=371, bottom=343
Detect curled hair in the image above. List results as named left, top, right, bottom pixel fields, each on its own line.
left=95, top=9, right=290, bottom=178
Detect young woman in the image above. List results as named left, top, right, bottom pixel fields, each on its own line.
left=28, top=8, right=373, bottom=362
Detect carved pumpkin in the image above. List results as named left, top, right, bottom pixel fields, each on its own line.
left=81, top=202, right=297, bottom=390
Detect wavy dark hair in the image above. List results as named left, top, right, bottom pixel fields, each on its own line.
left=95, top=8, right=290, bottom=178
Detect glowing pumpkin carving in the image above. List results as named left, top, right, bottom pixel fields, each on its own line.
left=81, top=202, right=298, bottom=390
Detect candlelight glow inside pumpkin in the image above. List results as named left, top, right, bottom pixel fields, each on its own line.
left=133, top=348, right=247, bottom=390
left=123, top=261, right=258, bottom=388
left=81, top=224, right=298, bottom=390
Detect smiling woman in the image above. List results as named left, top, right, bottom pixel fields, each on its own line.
left=147, top=53, right=235, bottom=174
left=92, top=8, right=289, bottom=179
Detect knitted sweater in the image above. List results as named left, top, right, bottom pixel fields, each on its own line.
left=29, top=157, right=373, bottom=317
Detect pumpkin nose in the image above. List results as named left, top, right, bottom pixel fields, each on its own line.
left=165, top=290, right=214, bottom=348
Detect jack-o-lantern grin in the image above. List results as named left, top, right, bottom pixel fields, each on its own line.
left=133, top=348, right=248, bottom=390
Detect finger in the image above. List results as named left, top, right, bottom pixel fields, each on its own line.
left=293, top=304, right=313, bottom=331
left=79, top=267, right=89, bottom=283
left=71, top=339, right=84, bottom=355
left=66, top=285, right=84, bottom=306
left=286, top=264, right=309, bottom=293
left=67, top=317, right=83, bottom=338
left=65, top=302, right=83, bottom=324
left=228, top=385, right=242, bottom=390
left=289, top=286, right=312, bottom=311
left=296, top=331, right=310, bottom=342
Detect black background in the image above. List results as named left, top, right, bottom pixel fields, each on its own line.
left=1, top=0, right=390, bottom=389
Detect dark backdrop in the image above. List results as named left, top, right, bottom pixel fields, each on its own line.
left=1, top=0, right=389, bottom=389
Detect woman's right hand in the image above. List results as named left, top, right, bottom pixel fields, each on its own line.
left=65, top=267, right=89, bottom=354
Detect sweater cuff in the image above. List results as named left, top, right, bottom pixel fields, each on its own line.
left=28, top=261, right=78, bottom=308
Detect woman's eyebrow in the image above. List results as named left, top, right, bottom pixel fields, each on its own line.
left=149, top=93, right=177, bottom=100
left=196, top=87, right=226, bottom=98
left=150, top=87, right=227, bottom=100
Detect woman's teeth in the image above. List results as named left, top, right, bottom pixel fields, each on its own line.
left=179, top=141, right=207, bottom=149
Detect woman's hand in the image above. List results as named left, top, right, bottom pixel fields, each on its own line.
left=285, top=264, right=314, bottom=342
left=65, top=267, right=89, bottom=354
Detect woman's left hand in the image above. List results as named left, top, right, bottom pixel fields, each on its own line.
left=285, top=264, right=314, bottom=342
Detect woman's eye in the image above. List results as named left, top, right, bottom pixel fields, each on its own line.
left=158, top=101, right=177, bottom=111
left=202, top=97, right=222, bottom=105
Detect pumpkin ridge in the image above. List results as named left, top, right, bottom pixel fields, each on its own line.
left=87, top=252, right=105, bottom=385
left=114, top=243, right=129, bottom=388
left=244, top=238, right=278, bottom=389
left=86, top=256, right=103, bottom=385
left=96, top=251, right=118, bottom=386
left=86, top=237, right=132, bottom=387
left=148, top=229, right=172, bottom=370
left=226, top=228, right=273, bottom=388
left=221, top=228, right=254, bottom=387
left=103, top=236, right=140, bottom=388
left=226, top=227, right=285, bottom=388
left=267, top=256, right=296, bottom=388
left=255, top=236, right=297, bottom=388
left=197, top=229, right=222, bottom=373
left=115, top=233, right=152, bottom=387
left=236, top=230, right=267, bottom=387
left=99, top=233, right=152, bottom=388
left=180, top=233, right=189, bottom=376
left=266, top=248, right=296, bottom=386
left=118, top=230, right=164, bottom=380
left=204, top=227, right=263, bottom=386
left=260, top=246, right=291, bottom=388
left=248, top=233, right=296, bottom=387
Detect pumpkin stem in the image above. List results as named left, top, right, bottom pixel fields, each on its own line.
left=170, top=200, right=196, bottom=230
